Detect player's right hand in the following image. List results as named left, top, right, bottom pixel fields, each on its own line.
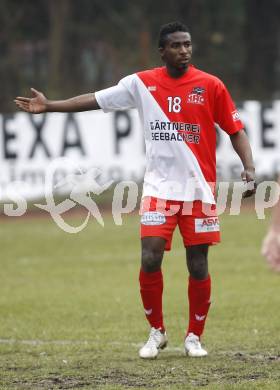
left=14, top=88, right=48, bottom=114
left=241, top=168, right=256, bottom=198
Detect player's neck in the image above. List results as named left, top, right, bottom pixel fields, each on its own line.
left=165, top=64, right=189, bottom=78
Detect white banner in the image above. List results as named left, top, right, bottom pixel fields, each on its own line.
left=0, top=101, right=279, bottom=200
left=217, top=101, right=280, bottom=178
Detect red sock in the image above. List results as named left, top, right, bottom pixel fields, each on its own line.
left=187, top=275, right=211, bottom=337
left=139, top=269, right=164, bottom=330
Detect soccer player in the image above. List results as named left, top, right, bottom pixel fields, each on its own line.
left=262, top=175, right=280, bottom=271
left=15, top=21, right=256, bottom=359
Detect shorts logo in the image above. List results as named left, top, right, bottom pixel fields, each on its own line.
left=141, top=212, right=166, bottom=226
left=195, top=218, right=220, bottom=233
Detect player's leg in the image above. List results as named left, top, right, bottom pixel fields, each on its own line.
left=139, top=196, right=178, bottom=332
left=139, top=196, right=178, bottom=358
left=184, top=244, right=210, bottom=357
left=140, top=236, right=166, bottom=329
left=178, top=201, right=220, bottom=357
left=139, top=237, right=168, bottom=358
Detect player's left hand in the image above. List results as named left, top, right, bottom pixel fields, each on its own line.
left=241, top=168, right=256, bottom=198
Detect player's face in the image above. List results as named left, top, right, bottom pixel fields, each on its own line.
left=160, top=31, right=192, bottom=72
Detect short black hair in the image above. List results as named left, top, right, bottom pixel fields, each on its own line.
left=158, top=21, right=190, bottom=48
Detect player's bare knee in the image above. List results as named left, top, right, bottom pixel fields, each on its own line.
left=141, top=248, right=163, bottom=273
left=186, top=244, right=209, bottom=280
left=189, top=258, right=208, bottom=279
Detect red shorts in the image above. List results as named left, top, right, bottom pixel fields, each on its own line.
left=140, top=197, right=221, bottom=250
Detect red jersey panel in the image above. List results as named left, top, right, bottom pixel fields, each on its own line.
left=137, top=65, right=243, bottom=184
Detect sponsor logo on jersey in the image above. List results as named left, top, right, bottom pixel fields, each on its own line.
left=150, top=121, right=200, bottom=133
left=151, top=131, right=200, bottom=143
left=232, top=109, right=240, bottom=121
left=149, top=121, right=201, bottom=144
left=195, top=217, right=220, bottom=233
left=148, top=86, right=157, bottom=91
left=141, top=212, right=166, bottom=226
left=187, top=86, right=206, bottom=105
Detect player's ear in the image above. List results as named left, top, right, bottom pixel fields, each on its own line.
left=158, top=47, right=165, bottom=61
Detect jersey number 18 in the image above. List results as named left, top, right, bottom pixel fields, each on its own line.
left=167, top=97, right=181, bottom=113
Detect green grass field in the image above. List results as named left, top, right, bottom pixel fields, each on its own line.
left=0, top=209, right=279, bottom=389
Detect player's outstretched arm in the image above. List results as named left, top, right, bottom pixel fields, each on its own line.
left=14, top=88, right=100, bottom=114
left=230, top=129, right=256, bottom=198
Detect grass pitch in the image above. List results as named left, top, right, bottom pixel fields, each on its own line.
left=0, top=209, right=279, bottom=389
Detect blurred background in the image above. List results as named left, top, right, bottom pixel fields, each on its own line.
left=1, top=0, right=280, bottom=112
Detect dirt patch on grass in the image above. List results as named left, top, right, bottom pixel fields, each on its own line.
left=11, top=370, right=207, bottom=389
left=232, top=352, right=280, bottom=362
left=12, top=376, right=91, bottom=389
left=9, top=364, right=276, bottom=390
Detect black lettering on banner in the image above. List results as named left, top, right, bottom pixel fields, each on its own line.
left=61, top=113, right=85, bottom=156
left=261, top=103, right=274, bottom=148
left=2, top=114, right=17, bottom=159
left=114, top=111, right=132, bottom=154
left=28, top=113, right=51, bottom=158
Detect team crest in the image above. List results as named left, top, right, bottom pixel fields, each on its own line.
left=187, top=86, right=206, bottom=105
left=192, top=86, right=205, bottom=95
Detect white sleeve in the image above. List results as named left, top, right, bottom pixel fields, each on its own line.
left=95, top=74, right=136, bottom=112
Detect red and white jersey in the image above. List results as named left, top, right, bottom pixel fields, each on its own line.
left=95, top=65, right=244, bottom=203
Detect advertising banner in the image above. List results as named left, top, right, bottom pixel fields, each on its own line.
left=0, top=101, right=279, bottom=200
